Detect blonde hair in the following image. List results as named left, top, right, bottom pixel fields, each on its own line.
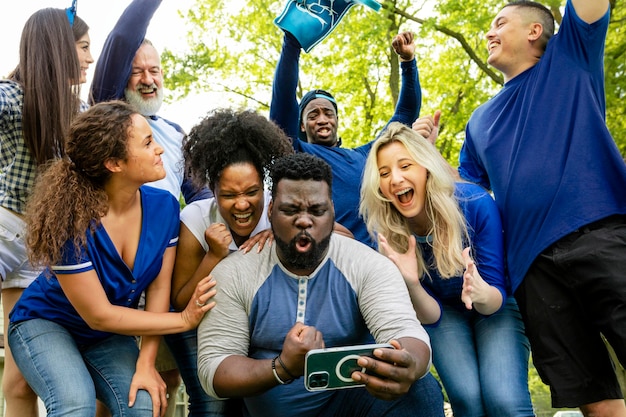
left=359, top=122, right=469, bottom=279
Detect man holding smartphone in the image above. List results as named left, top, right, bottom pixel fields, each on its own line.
left=196, top=153, right=444, bottom=417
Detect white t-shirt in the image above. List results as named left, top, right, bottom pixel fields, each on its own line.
left=180, top=189, right=272, bottom=252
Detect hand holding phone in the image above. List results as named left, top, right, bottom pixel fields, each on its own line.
left=304, top=343, right=394, bottom=391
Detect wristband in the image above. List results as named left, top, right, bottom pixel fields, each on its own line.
left=276, top=354, right=298, bottom=380
left=272, top=356, right=294, bottom=385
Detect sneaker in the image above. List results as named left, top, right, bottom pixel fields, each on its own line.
left=274, top=0, right=381, bottom=53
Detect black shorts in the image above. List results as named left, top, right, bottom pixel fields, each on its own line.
left=515, top=215, right=626, bottom=408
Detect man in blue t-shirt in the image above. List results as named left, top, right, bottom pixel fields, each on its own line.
left=269, top=30, right=421, bottom=247
left=458, top=0, right=626, bottom=415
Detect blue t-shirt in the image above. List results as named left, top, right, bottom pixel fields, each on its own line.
left=269, top=34, right=421, bottom=247
left=419, top=182, right=507, bottom=317
left=10, top=186, right=180, bottom=345
left=459, top=1, right=626, bottom=291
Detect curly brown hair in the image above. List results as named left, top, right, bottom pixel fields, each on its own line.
left=183, top=108, right=294, bottom=192
left=25, top=101, right=136, bottom=268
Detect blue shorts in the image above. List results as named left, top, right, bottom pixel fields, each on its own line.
left=516, top=214, right=626, bottom=408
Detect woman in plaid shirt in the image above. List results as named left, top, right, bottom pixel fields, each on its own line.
left=0, top=6, right=93, bottom=416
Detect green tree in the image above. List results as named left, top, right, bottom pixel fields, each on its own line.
left=162, top=0, right=417, bottom=147
left=162, top=2, right=626, bottom=408
left=162, top=0, right=625, bottom=161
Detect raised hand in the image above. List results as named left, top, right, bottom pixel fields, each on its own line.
left=412, top=110, right=441, bottom=145
left=392, top=31, right=415, bottom=62
left=378, top=233, right=420, bottom=286
left=461, top=247, right=502, bottom=313
left=379, top=233, right=441, bottom=324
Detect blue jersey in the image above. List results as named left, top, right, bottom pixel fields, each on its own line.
left=459, top=1, right=626, bottom=290
left=419, top=182, right=507, bottom=317
left=10, top=186, right=180, bottom=345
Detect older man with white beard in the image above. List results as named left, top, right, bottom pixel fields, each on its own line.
left=90, top=0, right=208, bottom=203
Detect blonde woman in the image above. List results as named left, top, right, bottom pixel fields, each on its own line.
left=360, top=122, right=533, bottom=417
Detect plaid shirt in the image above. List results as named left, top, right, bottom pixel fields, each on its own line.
left=0, top=80, right=88, bottom=214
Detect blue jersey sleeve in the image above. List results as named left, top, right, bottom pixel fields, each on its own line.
left=457, top=183, right=508, bottom=300
left=89, top=0, right=162, bottom=104
left=269, top=32, right=301, bottom=143
left=52, top=234, right=94, bottom=275
left=383, top=59, right=421, bottom=128
left=355, top=59, right=421, bottom=156
left=458, top=128, right=491, bottom=191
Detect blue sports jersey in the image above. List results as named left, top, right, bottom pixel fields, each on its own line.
left=419, top=182, right=508, bottom=317
left=10, top=186, right=180, bottom=345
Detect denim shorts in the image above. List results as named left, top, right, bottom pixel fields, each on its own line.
left=516, top=214, right=626, bottom=408
left=0, top=206, right=42, bottom=289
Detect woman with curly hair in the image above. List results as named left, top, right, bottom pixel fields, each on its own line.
left=8, top=101, right=215, bottom=417
left=1, top=5, right=93, bottom=416
left=359, top=122, right=534, bottom=417
left=162, top=108, right=293, bottom=416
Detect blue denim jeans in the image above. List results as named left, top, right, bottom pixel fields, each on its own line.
left=9, top=319, right=152, bottom=417
left=318, top=371, right=444, bottom=417
left=165, top=329, right=232, bottom=416
left=426, top=298, right=534, bottom=417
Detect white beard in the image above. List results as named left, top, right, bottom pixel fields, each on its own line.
left=124, top=86, right=164, bottom=116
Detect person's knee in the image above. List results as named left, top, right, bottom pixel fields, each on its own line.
left=52, top=399, right=96, bottom=416
left=124, top=390, right=153, bottom=417
left=405, top=374, right=445, bottom=416
left=484, top=394, right=532, bottom=417
left=44, top=385, right=96, bottom=416
left=580, top=398, right=626, bottom=417
left=2, top=370, right=36, bottom=401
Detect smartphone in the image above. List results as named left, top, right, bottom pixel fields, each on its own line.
left=304, top=343, right=394, bottom=391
